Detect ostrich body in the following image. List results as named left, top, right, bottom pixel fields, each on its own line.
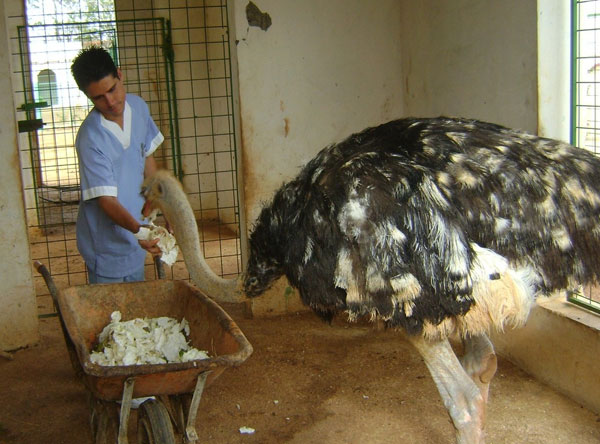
left=243, top=117, right=600, bottom=444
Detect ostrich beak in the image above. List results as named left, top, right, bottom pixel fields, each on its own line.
left=140, top=187, right=154, bottom=218
left=141, top=200, right=154, bottom=218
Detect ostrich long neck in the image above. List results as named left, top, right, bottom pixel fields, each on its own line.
left=160, top=185, right=240, bottom=303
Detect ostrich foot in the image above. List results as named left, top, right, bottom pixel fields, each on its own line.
left=460, top=334, right=497, bottom=404
left=410, top=336, right=487, bottom=444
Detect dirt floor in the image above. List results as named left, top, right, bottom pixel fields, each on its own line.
left=1, top=304, right=600, bottom=444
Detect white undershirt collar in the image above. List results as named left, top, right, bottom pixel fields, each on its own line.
left=100, top=102, right=132, bottom=149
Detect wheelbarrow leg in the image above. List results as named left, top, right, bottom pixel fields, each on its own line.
left=185, top=371, right=211, bottom=443
left=118, top=377, right=135, bottom=444
left=154, top=255, right=166, bottom=279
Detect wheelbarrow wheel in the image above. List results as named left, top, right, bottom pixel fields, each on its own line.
left=137, top=398, right=176, bottom=444
left=88, top=396, right=119, bottom=444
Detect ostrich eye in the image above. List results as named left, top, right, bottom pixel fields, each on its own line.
left=157, top=183, right=163, bottom=194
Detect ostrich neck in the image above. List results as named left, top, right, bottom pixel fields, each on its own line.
left=161, top=196, right=240, bottom=302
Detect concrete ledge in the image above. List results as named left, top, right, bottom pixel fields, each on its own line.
left=492, top=294, right=600, bottom=414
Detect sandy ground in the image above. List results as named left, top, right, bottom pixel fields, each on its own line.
left=1, top=304, right=600, bottom=444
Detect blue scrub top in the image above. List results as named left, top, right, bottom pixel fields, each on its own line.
left=76, top=94, right=164, bottom=277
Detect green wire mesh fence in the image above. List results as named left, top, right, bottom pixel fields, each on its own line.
left=11, top=1, right=241, bottom=316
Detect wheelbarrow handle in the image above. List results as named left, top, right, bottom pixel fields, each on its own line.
left=34, top=260, right=60, bottom=306
left=33, top=261, right=86, bottom=381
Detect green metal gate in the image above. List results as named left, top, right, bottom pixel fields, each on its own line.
left=18, top=18, right=180, bottom=227
left=15, top=13, right=242, bottom=315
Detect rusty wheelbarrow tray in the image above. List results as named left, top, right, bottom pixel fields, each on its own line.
left=34, top=261, right=253, bottom=444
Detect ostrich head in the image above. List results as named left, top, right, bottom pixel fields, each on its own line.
left=244, top=206, right=285, bottom=298
left=243, top=183, right=300, bottom=298
left=244, top=254, right=282, bottom=298
left=141, top=170, right=240, bottom=302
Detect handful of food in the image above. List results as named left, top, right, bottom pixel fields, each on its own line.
left=134, top=213, right=179, bottom=266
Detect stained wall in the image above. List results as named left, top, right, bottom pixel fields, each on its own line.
left=231, top=0, right=405, bottom=224
left=0, top=0, right=39, bottom=351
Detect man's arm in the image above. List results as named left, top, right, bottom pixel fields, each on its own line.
left=96, top=155, right=160, bottom=253
left=97, top=196, right=141, bottom=232
left=144, top=155, right=157, bottom=178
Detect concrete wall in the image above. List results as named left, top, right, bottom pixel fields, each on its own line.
left=232, top=0, right=538, bottom=311
left=537, top=0, right=570, bottom=141
left=231, top=0, right=405, bottom=313
left=231, top=0, right=405, bottom=224
left=400, top=0, right=538, bottom=132
left=0, top=0, right=39, bottom=351
left=492, top=296, right=600, bottom=414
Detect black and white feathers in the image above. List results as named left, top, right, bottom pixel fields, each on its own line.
left=244, top=117, right=600, bottom=336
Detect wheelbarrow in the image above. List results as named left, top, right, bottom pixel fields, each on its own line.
left=34, top=261, right=253, bottom=444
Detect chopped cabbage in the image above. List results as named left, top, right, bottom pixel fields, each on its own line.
left=90, top=311, right=210, bottom=366
left=134, top=222, right=179, bottom=266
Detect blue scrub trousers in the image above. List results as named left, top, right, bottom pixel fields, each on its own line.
left=87, top=262, right=145, bottom=284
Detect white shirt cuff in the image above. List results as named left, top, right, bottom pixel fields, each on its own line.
left=146, top=132, right=164, bottom=157
left=82, top=185, right=118, bottom=201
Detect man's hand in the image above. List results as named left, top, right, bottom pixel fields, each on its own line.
left=134, top=225, right=162, bottom=257
left=97, top=196, right=163, bottom=257
left=138, top=238, right=161, bottom=257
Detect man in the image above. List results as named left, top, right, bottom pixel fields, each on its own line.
left=71, top=46, right=161, bottom=283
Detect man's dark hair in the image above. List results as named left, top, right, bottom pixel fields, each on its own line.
left=71, top=46, right=119, bottom=92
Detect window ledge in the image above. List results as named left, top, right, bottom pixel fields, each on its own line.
left=537, top=293, right=600, bottom=331
left=493, top=292, right=600, bottom=414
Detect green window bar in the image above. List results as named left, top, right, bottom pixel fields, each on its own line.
left=570, top=0, right=600, bottom=315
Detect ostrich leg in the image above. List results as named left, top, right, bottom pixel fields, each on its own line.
left=409, top=336, right=486, bottom=444
left=460, top=334, right=497, bottom=404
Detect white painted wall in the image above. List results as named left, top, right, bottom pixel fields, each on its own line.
left=231, top=0, right=405, bottom=223
left=233, top=0, right=539, bottom=223
left=400, top=0, right=538, bottom=133
left=537, top=0, right=570, bottom=141
left=0, top=0, right=39, bottom=351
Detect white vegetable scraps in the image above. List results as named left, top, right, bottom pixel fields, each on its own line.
left=90, top=311, right=209, bottom=366
left=134, top=221, right=179, bottom=266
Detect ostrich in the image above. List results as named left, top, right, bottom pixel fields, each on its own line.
left=142, top=117, right=600, bottom=444
left=141, top=170, right=239, bottom=302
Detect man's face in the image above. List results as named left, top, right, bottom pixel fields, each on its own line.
left=84, top=69, right=126, bottom=123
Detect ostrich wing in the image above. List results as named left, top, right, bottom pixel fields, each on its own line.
left=309, top=147, right=476, bottom=330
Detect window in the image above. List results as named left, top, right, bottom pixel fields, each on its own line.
left=570, top=0, right=600, bottom=313
left=24, top=0, right=117, bottom=188
left=37, top=69, right=58, bottom=106
left=573, top=0, right=600, bottom=152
